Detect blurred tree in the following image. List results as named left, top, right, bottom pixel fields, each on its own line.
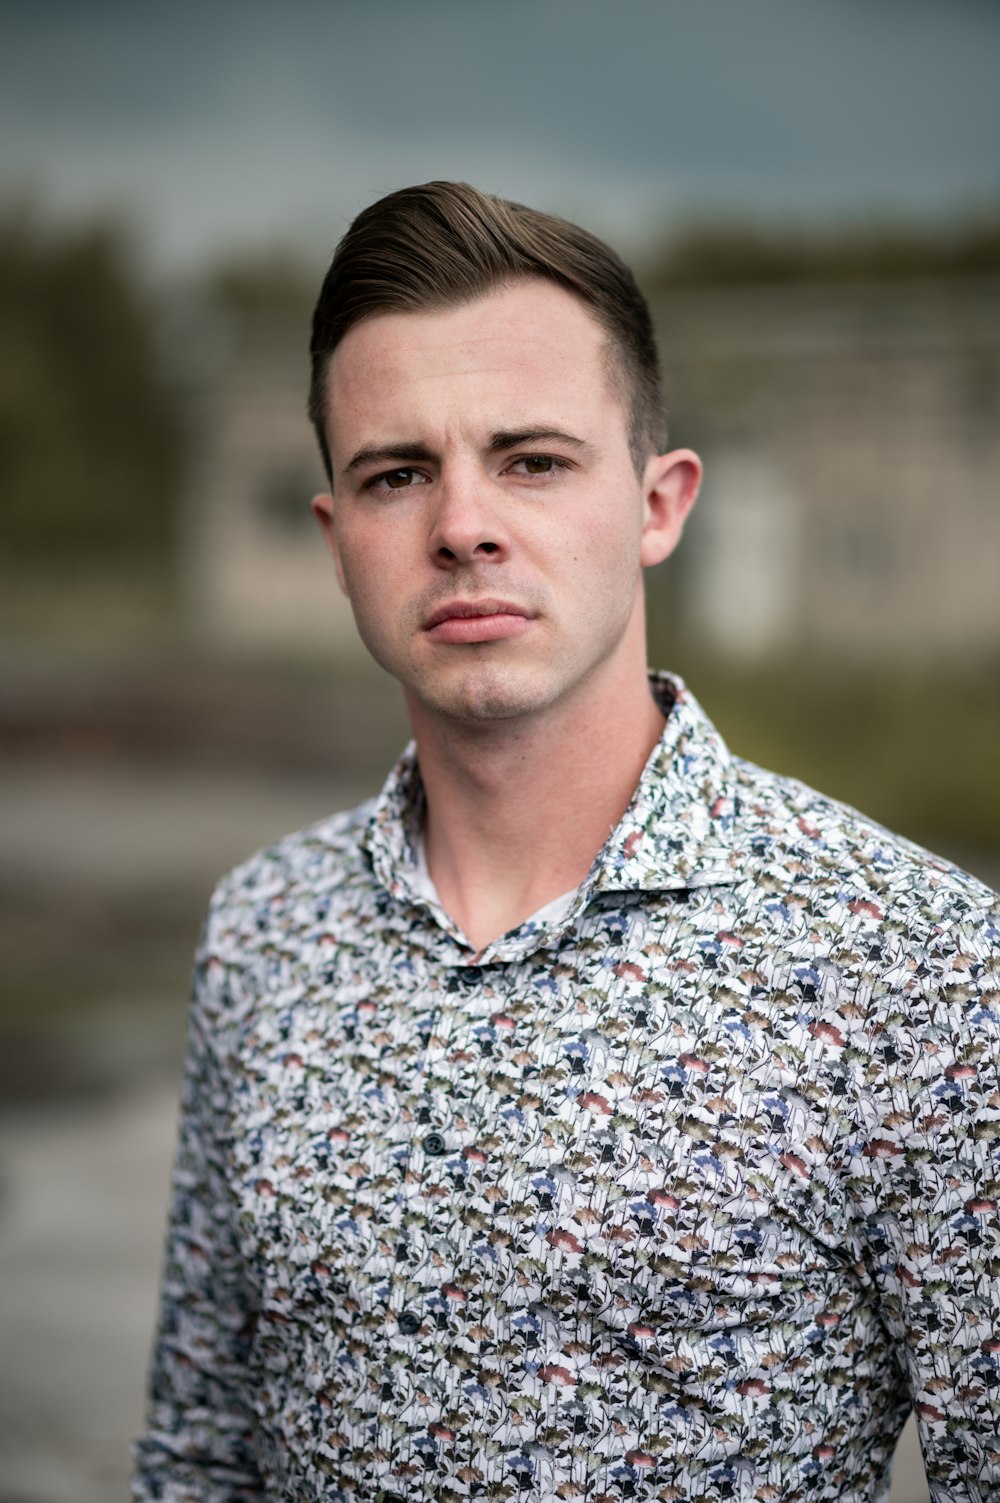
left=0, top=206, right=181, bottom=575
left=210, top=249, right=313, bottom=317
left=206, top=247, right=315, bottom=355
left=642, top=214, right=1000, bottom=289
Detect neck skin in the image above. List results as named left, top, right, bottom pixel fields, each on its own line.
left=407, top=599, right=665, bottom=954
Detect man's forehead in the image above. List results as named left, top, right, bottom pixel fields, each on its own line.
left=320, top=280, right=636, bottom=480
left=330, top=280, right=609, bottom=386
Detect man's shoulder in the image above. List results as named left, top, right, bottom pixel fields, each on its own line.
left=184, top=797, right=383, bottom=1032
left=728, top=753, right=998, bottom=932
left=206, top=795, right=378, bottom=928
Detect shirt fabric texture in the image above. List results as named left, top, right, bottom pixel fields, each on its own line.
left=133, top=672, right=1000, bottom=1503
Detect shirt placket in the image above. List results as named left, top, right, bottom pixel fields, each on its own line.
left=372, top=947, right=514, bottom=1497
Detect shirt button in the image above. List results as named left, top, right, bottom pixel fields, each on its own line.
left=423, top=1130, right=446, bottom=1156
left=379, top=1492, right=406, bottom=1503
left=397, top=1309, right=421, bottom=1335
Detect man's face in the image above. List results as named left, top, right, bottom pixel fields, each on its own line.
left=313, top=279, right=697, bottom=729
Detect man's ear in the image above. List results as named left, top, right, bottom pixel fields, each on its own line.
left=639, top=448, right=702, bottom=568
left=311, top=492, right=349, bottom=596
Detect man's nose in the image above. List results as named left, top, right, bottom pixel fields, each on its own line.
left=428, top=470, right=509, bottom=566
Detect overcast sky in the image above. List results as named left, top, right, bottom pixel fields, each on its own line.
left=2, top=0, right=998, bottom=271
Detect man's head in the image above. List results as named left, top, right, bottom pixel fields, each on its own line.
left=308, top=180, right=665, bottom=481
left=308, top=183, right=700, bottom=732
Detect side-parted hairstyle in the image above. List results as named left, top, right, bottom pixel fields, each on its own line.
left=308, top=181, right=665, bottom=481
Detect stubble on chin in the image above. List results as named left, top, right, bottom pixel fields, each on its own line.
left=405, top=655, right=554, bottom=726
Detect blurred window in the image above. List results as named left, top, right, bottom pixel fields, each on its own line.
left=828, top=516, right=895, bottom=580
left=257, top=466, right=318, bottom=533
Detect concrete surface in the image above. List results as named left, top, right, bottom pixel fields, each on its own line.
left=0, top=1079, right=180, bottom=1503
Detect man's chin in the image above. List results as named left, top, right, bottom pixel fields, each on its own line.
left=404, top=664, right=557, bottom=727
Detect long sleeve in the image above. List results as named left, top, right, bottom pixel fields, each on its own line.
left=848, top=909, right=1000, bottom=1502
left=132, top=895, right=263, bottom=1502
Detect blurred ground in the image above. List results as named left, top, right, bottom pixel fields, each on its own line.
left=1, top=1075, right=180, bottom=1503
left=2, top=656, right=995, bottom=1502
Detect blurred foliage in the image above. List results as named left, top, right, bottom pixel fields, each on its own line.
left=206, top=247, right=315, bottom=356
left=646, top=644, right=1000, bottom=867
left=209, top=248, right=315, bottom=322
left=0, top=205, right=181, bottom=573
left=642, top=214, right=1000, bottom=290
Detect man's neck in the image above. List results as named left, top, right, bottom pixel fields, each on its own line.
left=407, top=663, right=667, bottom=953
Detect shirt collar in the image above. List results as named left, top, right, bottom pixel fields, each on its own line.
left=362, top=670, right=738, bottom=954
left=584, top=670, right=737, bottom=898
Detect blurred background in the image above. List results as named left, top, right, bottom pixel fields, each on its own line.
left=1, top=1, right=998, bottom=1499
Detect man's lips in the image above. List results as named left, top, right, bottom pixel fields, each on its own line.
left=423, top=598, right=535, bottom=644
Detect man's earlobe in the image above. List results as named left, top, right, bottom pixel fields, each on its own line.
left=311, top=493, right=349, bottom=595
left=640, top=449, right=702, bottom=569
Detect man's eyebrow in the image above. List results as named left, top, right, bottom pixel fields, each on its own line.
left=343, top=441, right=436, bottom=475
left=488, top=427, right=588, bottom=453
left=342, top=429, right=589, bottom=476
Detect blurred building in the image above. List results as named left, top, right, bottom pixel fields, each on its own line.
left=180, top=273, right=1000, bottom=663
left=181, top=323, right=364, bottom=658
left=659, top=276, right=1000, bottom=662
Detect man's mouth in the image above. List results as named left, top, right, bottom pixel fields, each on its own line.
left=423, top=599, right=535, bottom=644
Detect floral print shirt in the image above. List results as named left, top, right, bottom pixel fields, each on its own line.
left=133, top=673, right=1000, bottom=1503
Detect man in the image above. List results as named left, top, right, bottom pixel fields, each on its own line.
left=134, top=182, right=1000, bottom=1503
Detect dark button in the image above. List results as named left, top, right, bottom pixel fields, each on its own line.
left=379, top=1492, right=406, bottom=1503
left=397, top=1309, right=421, bottom=1335
left=423, top=1131, right=446, bottom=1156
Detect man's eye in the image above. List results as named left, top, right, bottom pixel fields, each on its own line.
left=367, top=468, right=420, bottom=492
left=512, top=455, right=563, bottom=476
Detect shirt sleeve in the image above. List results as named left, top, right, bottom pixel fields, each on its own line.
left=848, top=905, right=1000, bottom=1502
left=131, top=893, right=263, bottom=1502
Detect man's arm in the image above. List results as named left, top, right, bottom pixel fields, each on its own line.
left=132, top=893, right=263, bottom=1502
left=850, top=904, right=1000, bottom=1501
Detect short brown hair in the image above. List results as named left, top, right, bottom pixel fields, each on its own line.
left=308, top=180, right=665, bottom=480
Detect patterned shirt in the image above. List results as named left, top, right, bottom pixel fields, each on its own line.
left=133, top=672, right=1000, bottom=1503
